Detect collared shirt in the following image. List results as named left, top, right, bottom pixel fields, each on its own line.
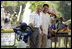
left=42, top=12, right=51, bottom=35
left=29, top=12, right=43, bottom=28
left=57, top=21, right=65, bottom=29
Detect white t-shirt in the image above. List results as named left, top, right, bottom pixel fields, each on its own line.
left=42, top=12, right=51, bottom=35
left=29, top=12, right=43, bottom=28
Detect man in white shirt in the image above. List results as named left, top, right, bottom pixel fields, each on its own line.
left=38, top=4, right=51, bottom=48
left=29, top=5, right=43, bottom=48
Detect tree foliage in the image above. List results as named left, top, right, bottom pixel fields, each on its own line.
left=29, top=1, right=46, bottom=12
left=58, top=1, right=71, bottom=21
left=1, top=1, right=71, bottom=21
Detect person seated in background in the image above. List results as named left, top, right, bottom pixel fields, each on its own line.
left=11, top=12, right=17, bottom=28
left=47, top=7, right=57, bottom=37
left=47, top=14, right=58, bottom=47
left=57, top=18, right=70, bottom=32
left=47, top=10, right=58, bottom=38
left=48, top=14, right=55, bottom=38
left=4, top=11, right=11, bottom=29
left=56, top=17, right=66, bottom=31
left=56, top=17, right=68, bottom=47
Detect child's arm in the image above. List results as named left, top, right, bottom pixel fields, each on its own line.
left=27, top=30, right=32, bottom=36
left=13, top=28, right=18, bottom=33
left=13, top=28, right=21, bottom=35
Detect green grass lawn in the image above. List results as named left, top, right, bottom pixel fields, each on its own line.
left=1, top=46, right=17, bottom=48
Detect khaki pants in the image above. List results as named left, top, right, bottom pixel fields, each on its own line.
left=38, top=34, right=47, bottom=48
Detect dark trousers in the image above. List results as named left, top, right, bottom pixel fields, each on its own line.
left=29, top=28, right=40, bottom=48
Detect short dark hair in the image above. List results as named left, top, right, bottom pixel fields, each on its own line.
left=43, top=4, right=49, bottom=8
left=59, top=17, right=64, bottom=21
left=59, top=17, right=63, bottom=20
left=56, top=19, right=59, bottom=23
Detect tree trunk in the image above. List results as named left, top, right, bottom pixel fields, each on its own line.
left=17, top=5, right=22, bottom=22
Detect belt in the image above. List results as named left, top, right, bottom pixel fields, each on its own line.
left=35, top=27, right=39, bottom=29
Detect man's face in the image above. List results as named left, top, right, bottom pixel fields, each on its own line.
left=37, top=7, right=42, bottom=12
left=44, top=6, right=48, bottom=13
